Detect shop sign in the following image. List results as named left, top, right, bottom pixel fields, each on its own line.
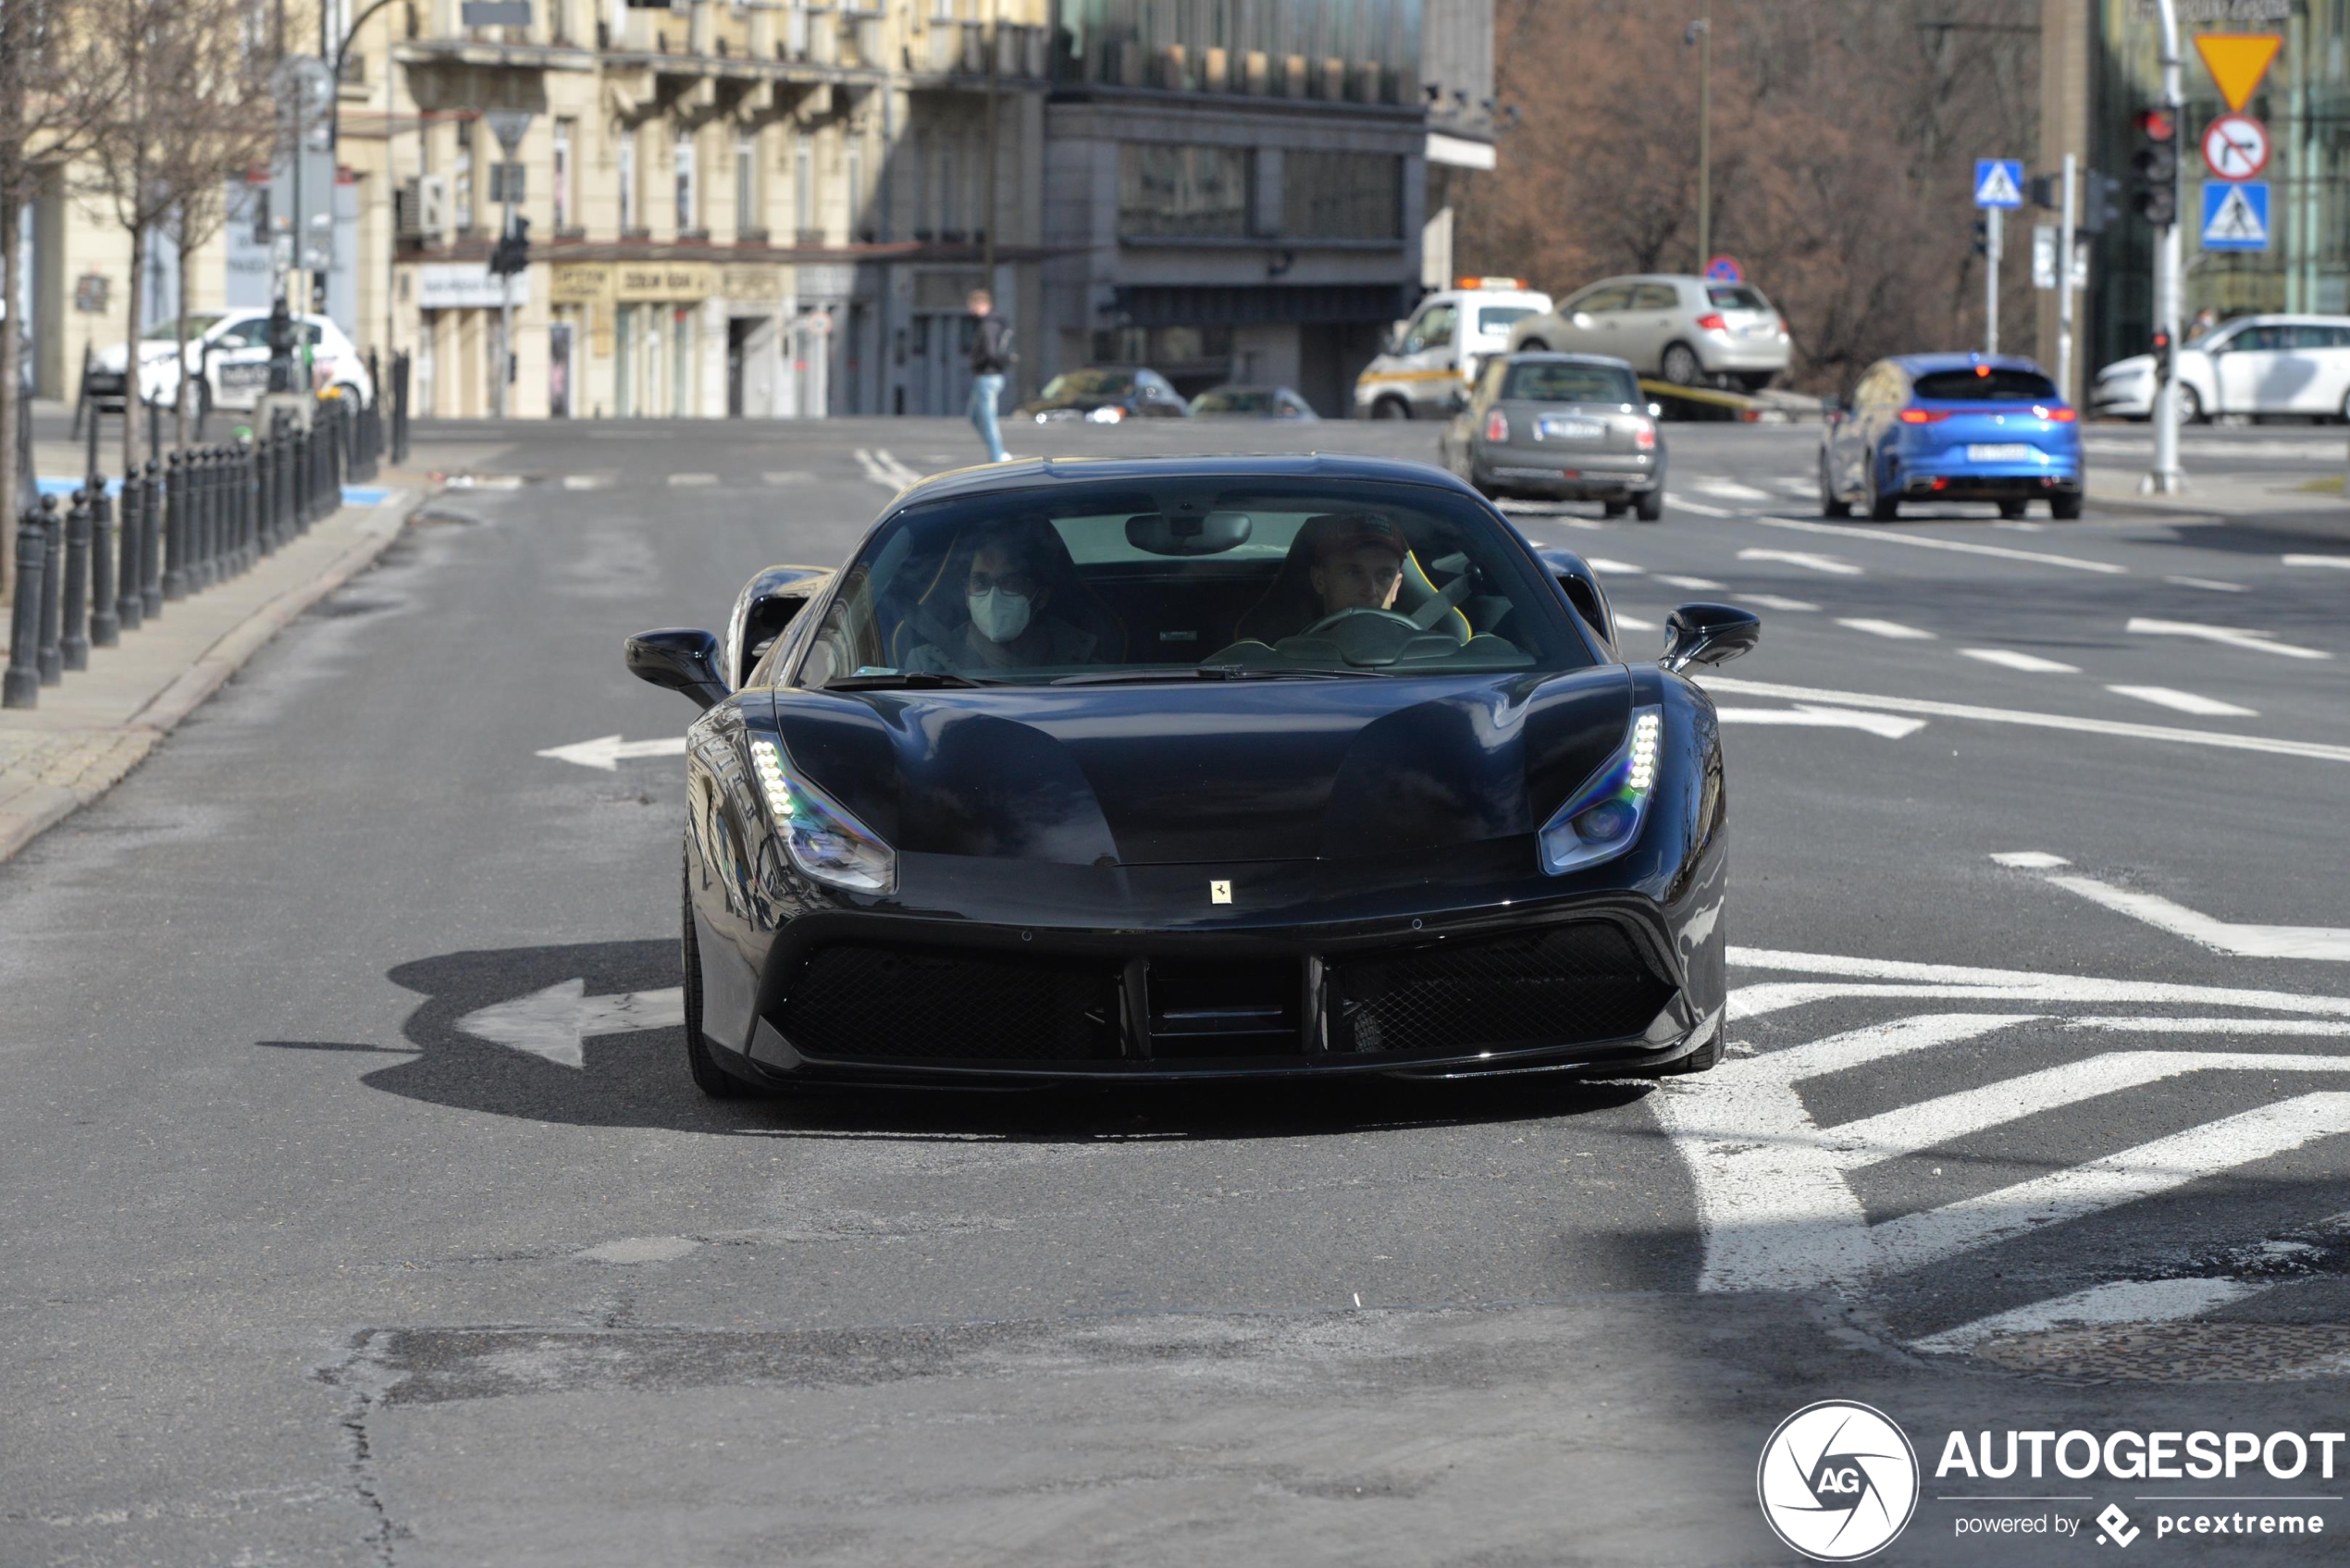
left=614, top=263, right=713, bottom=302
left=417, top=261, right=530, bottom=309
left=721, top=264, right=787, bottom=302
left=550, top=263, right=615, bottom=304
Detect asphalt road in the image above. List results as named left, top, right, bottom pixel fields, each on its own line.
left=6, top=412, right=2350, bottom=1566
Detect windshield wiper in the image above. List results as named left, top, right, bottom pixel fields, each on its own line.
left=825, top=671, right=995, bottom=690
left=1050, top=665, right=1383, bottom=685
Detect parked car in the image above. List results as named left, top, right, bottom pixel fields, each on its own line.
left=1189, top=385, right=1318, bottom=420
left=2093, top=314, right=2350, bottom=423
left=1508, top=275, right=1790, bottom=391
left=1353, top=279, right=1553, bottom=419
left=1019, top=367, right=1190, bottom=424
left=86, top=310, right=373, bottom=415
left=1440, top=352, right=1667, bottom=520
left=1820, top=353, right=2082, bottom=521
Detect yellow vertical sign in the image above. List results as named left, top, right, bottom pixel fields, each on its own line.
left=2195, top=33, right=2283, bottom=114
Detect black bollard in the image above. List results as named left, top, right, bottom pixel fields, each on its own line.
left=116, top=468, right=143, bottom=633
left=90, top=475, right=118, bottom=648
left=59, top=486, right=92, bottom=672
left=198, top=447, right=219, bottom=587
left=4, top=501, right=48, bottom=708
left=36, top=496, right=64, bottom=685
left=162, top=451, right=188, bottom=601
left=258, top=429, right=278, bottom=553
left=138, top=460, right=162, bottom=618
left=237, top=441, right=255, bottom=571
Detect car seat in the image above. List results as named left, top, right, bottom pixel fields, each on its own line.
left=1231, top=515, right=1474, bottom=647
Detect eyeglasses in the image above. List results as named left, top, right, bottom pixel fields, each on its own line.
left=968, top=571, right=1037, bottom=596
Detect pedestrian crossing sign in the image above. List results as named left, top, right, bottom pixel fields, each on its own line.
left=2201, top=179, right=2270, bottom=251
left=1973, top=159, right=2024, bottom=209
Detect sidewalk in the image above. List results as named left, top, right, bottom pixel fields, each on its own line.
left=0, top=484, right=424, bottom=862
left=2085, top=463, right=2350, bottom=540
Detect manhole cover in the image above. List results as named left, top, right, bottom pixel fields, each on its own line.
left=1973, top=1322, right=2350, bottom=1383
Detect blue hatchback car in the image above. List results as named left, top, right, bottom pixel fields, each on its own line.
left=1820, top=353, right=2083, bottom=521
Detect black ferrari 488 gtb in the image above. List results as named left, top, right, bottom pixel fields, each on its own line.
left=627, top=455, right=1757, bottom=1095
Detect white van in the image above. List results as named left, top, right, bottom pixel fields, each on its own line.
left=1353, top=280, right=1553, bottom=419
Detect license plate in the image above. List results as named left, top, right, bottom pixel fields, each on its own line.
left=1967, top=443, right=2033, bottom=462
left=1540, top=416, right=1605, bottom=441
left=218, top=364, right=267, bottom=387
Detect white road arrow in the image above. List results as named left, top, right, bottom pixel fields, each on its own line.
left=454, top=979, right=686, bottom=1068
left=1713, top=705, right=1925, bottom=739
left=536, top=735, right=688, bottom=771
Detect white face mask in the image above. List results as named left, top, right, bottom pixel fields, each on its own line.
left=967, top=586, right=1033, bottom=645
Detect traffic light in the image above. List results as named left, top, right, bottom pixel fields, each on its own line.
left=489, top=216, right=531, bottom=278
left=2079, top=172, right=2123, bottom=236
left=1971, top=218, right=1989, bottom=258
left=2132, top=108, right=2179, bottom=227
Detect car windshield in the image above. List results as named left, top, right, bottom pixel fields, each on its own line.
left=1912, top=368, right=2060, bottom=401
left=1706, top=286, right=1770, bottom=311
left=1476, top=305, right=1539, bottom=335
left=795, top=477, right=1591, bottom=687
left=142, top=314, right=226, bottom=340
left=1040, top=370, right=1134, bottom=400
left=1193, top=389, right=1273, bottom=414
left=1504, top=362, right=1640, bottom=404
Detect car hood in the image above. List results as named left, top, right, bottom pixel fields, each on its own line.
left=771, top=668, right=1632, bottom=866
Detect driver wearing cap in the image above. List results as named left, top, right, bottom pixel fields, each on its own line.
left=1306, top=513, right=1409, bottom=624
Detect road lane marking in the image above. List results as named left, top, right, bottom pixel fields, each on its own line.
left=1695, top=478, right=1775, bottom=501
left=1725, top=946, right=2350, bottom=1018
left=2044, top=872, right=2350, bottom=961
left=1837, top=617, right=1935, bottom=640
left=455, top=980, right=686, bottom=1068
left=2167, top=575, right=2247, bottom=592
left=1696, top=674, right=2350, bottom=765
left=1992, top=851, right=2072, bottom=869
left=1714, top=705, right=1925, bottom=739
left=2128, top=617, right=2331, bottom=660
left=667, top=472, right=719, bottom=488
left=871, top=448, right=926, bottom=486
left=1738, top=548, right=1861, bottom=575
left=561, top=475, right=613, bottom=491
left=1962, top=648, right=2079, bottom=673
left=1738, top=593, right=1818, bottom=612
left=2106, top=685, right=2257, bottom=717
left=1668, top=496, right=1737, bottom=517
left=1911, top=1278, right=2268, bottom=1353
left=1754, top=514, right=2129, bottom=574
left=1654, top=574, right=1725, bottom=589
left=1584, top=557, right=1644, bottom=574
left=854, top=449, right=908, bottom=490
left=763, top=470, right=815, bottom=486
left=1614, top=613, right=1660, bottom=632
left=538, top=735, right=689, bottom=771
left=2284, top=555, right=2350, bottom=570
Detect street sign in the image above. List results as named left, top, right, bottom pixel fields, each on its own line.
left=2201, top=180, right=2270, bottom=251
left=484, top=109, right=534, bottom=155
left=2195, top=32, right=2283, bottom=114
left=461, top=1, right=532, bottom=25
left=2200, top=113, right=2270, bottom=180
left=1973, top=159, right=2024, bottom=209
left=1703, top=255, right=1744, bottom=284
left=2032, top=224, right=2059, bottom=290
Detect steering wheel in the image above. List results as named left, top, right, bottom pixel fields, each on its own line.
left=1302, top=608, right=1419, bottom=638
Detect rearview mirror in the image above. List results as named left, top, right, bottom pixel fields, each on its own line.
left=625, top=628, right=730, bottom=710
left=1127, top=510, right=1253, bottom=555
left=1661, top=603, right=1761, bottom=673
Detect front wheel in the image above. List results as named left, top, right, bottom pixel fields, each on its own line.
left=682, top=857, right=754, bottom=1099
left=1661, top=342, right=1702, bottom=387
left=2179, top=383, right=2204, bottom=425
left=1519, top=339, right=1551, bottom=353
left=1820, top=454, right=1850, bottom=517
left=1370, top=397, right=1410, bottom=420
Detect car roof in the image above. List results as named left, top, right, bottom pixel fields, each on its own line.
left=2213, top=314, right=2350, bottom=327
left=884, top=453, right=1487, bottom=510
left=1884, top=352, right=2052, bottom=377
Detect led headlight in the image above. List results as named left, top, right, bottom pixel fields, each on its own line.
left=1538, top=705, right=1664, bottom=876
left=747, top=736, right=897, bottom=895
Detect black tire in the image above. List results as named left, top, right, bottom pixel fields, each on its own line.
left=1661, top=342, right=1702, bottom=387
left=1998, top=499, right=2027, bottom=519
left=2049, top=491, right=2084, bottom=521
left=1371, top=396, right=1411, bottom=420
left=1519, top=339, right=1550, bottom=352
left=682, top=855, right=753, bottom=1099
left=2179, top=383, right=2204, bottom=425
left=1640, top=1022, right=1725, bottom=1077
left=1866, top=459, right=1899, bottom=522
left=1602, top=500, right=1628, bottom=518
left=1820, top=454, right=1850, bottom=517
left=1633, top=487, right=1664, bottom=523
left=1736, top=371, right=1776, bottom=393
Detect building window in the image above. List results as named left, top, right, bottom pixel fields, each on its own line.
left=618, top=130, right=637, bottom=231
left=940, top=141, right=959, bottom=239
left=1118, top=144, right=1249, bottom=238
left=674, top=126, right=699, bottom=233
left=552, top=118, right=575, bottom=230
left=1282, top=152, right=1402, bottom=239
left=454, top=137, right=475, bottom=231
left=845, top=130, right=864, bottom=241
left=793, top=130, right=816, bottom=241
left=736, top=129, right=761, bottom=235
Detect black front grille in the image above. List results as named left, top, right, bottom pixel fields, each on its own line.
left=1329, top=920, right=1672, bottom=1056
left=778, top=944, right=1121, bottom=1061
left=1147, top=959, right=1302, bottom=1058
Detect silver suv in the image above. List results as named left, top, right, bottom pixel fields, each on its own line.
left=1507, top=275, right=1790, bottom=391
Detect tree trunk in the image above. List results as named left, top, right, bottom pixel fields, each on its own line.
left=0, top=191, right=17, bottom=606
left=121, top=220, right=145, bottom=476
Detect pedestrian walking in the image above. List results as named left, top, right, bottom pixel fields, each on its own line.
left=966, top=290, right=1012, bottom=463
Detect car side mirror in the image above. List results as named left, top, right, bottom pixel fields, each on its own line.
left=1661, top=603, right=1761, bottom=673
left=625, top=628, right=730, bottom=710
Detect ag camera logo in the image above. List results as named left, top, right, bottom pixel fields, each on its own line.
left=1758, top=1401, right=1921, bottom=1561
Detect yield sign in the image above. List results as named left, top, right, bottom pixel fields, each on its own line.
left=2195, top=32, right=2282, bottom=113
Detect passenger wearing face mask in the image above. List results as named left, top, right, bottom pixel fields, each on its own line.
left=907, top=523, right=1098, bottom=673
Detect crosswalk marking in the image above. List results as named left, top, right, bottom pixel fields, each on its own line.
left=2167, top=574, right=2247, bottom=592
left=1667, top=496, right=1737, bottom=517
left=1583, top=557, right=1644, bottom=574
left=2128, top=616, right=2331, bottom=660
left=1738, top=547, right=1861, bottom=575
left=1961, top=648, right=2078, bottom=673
left=1653, top=574, right=1724, bottom=590
left=2284, top=554, right=2350, bottom=571
left=666, top=472, right=718, bottom=488
left=2106, top=684, right=2257, bottom=717
left=1695, top=478, right=1775, bottom=501
left=1737, top=593, right=1818, bottom=612
left=2043, top=871, right=2350, bottom=961
left=1837, top=617, right=1935, bottom=640
left=1910, top=1278, right=2267, bottom=1353
left=561, top=474, right=613, bottom=491
left=1754, top=514, right=2127, bottom=574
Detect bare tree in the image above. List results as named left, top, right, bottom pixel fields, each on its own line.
left=0, top=0, right=118, bottom=599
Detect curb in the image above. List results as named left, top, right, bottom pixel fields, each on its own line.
left=0, top=490, right=427, bottom=864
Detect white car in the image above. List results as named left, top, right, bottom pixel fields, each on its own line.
left=1508, top=274, right=1792, bottom=391
left=1353, top=281, right=1554, bottom=419
left=88, top=310, right=374, bottom=414
left=2092, top=314, right=2350, bottom=424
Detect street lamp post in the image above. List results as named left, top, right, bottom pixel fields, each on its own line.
left=2146, top=0, right=2187, bottom=495
left=1688, top=5, right=1713, bottom=271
